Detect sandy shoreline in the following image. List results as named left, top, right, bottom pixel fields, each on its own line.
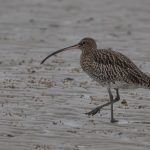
left=0, top=0, right=150, bottom=149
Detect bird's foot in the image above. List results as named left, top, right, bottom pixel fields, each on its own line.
left=110, top=118, right=118, bottom=123
left=85, top=107, right=101, bottom=116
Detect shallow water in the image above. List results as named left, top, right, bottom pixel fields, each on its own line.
left=0, top=0, right=150, bottom=150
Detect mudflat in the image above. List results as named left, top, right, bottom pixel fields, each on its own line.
left=0, top=0, right=150, bottom=149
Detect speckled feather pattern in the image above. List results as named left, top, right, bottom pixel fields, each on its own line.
left=41, top=37, right=150, bottom=121
left=80, top=47, right=150, bottom=89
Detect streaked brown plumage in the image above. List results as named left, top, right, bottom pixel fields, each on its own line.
left=41, top=37, right=150, bottom=123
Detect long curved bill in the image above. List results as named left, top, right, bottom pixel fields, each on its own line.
left=41, top=44, right=79, bottom=64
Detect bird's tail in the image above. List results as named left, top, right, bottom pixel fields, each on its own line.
left=142, top=73, right=150, bottom=88
left=131, top=70, right=150, bottom=89
left=148, top=76, right=150, bottom=88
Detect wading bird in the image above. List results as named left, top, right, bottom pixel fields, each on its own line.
left=41, top=37, right=150, bottom=123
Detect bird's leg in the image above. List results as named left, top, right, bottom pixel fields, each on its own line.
left=85, top=88, right=120, bottom=123
left=85, top=100, right=113, bottom=116
left=114, top=88, right=120, bottom=102
left=107, top=88, right=118, bottom=123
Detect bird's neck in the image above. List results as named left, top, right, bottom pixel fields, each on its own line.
left=81, top=48, right=95, bottom=58
left=80, top=48, right=95, bottom=65
left=80, top=49, right=95, bottom=74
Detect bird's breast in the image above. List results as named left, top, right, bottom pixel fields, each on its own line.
left=80, top=55, right=93, bottom=73
left=80, top=54, right=127, bottom=88
left=80, top=55, right=106, bottom=84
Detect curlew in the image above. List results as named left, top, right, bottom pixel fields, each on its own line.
left=41, top=37, right=150, bottom=123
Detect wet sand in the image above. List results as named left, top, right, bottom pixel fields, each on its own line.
left=0, top=0, right=150, bottom=149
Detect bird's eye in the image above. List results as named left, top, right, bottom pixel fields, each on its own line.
left=82, top=41, right=86, bottom=45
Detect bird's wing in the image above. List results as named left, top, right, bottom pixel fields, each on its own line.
left=94, top=49, right=139, bottom=70
left=93, top=49, right=149, bottom=85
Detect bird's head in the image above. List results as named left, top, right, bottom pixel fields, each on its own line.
left=41, top=37, right=97, bottom=64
